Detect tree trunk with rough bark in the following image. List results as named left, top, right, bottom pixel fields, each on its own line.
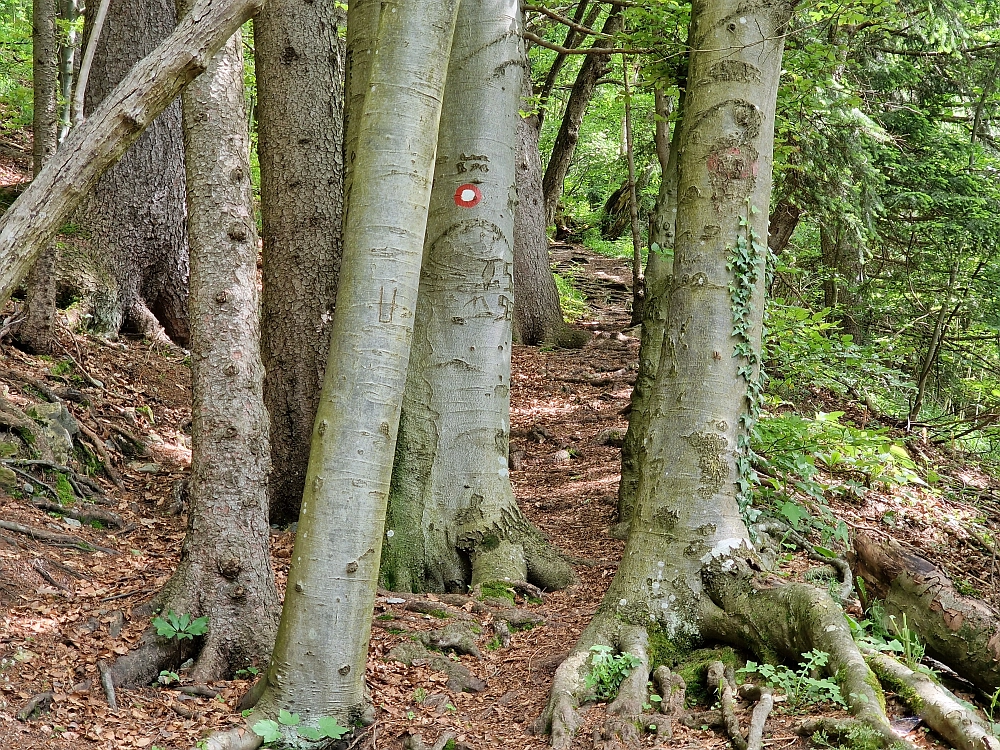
left=767, top=197, right=800, bottom=255
left=226, top=1, right=460, bottom=742
left=382, top=0, right=575, bottom=595
left=256, top=0, right=346, bottom=525
left=17, top=0, right=60, bottom=354
left=150, top=7, right=278, bottom=682
left=538, top=3, right=898, bottom=747
left=70, top=0, right=191, bottom=345
left=541, top=7, right=623, bottom=226
left=0, top=0, right=262, bottom=311
left=820, top=220, right=863, bottom=340
left=513, top=76, right=564, bottom=346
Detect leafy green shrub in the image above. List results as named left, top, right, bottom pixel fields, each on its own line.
left=153, top=611, right=209, bottom=641
left=252, top=709, right=349, bottom=745
left=753, top=409, right=924, bottom=520
left=737, top=649, right=845, bottom=708
left=585, top=645, right=641, bottom=701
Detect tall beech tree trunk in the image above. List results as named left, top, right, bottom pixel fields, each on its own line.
left=71, top=0, right=191, bottom=345
left=221, top=1, right=460, bottom=742
left=256, top=0, right=346, bottom=525
left=616, top=86, right=679, bottom=534
left=513, top=75, right=565, bottom=345
left=17, top=0, right=60, bottom=354
left=538, top=2, right=899, bottom=747
left=382, top=0, right=574, bottom=595
left=0, top=0, right=263, bottom=308
left=151, top=6, right=278, bottom=681
left=541, top=7, right=623, bottom=226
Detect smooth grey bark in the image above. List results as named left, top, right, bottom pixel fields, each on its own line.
left=382, top=0, right=575, bottom=595
left=255, top=0, right=346, bottom=525
left=152, top=9, right=279, bottom=682
left=621, top=56, right=644, bottom=325
left=513, top=75, right=564, bottom=345
left=232, top=1, right=460, bottom=741
left=71, top=0, right=190, bottom=345
left=17, top=0, right=61, bottom=354
left=541, top=7, right=623, bottom=226
left=0, top=0, right=262, bottom=311
left=537, top=2, right=894, bottom=747
left=615, top=87, right=679, bottom=533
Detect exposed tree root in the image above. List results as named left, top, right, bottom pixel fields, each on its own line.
left=868, top=652, right=1000, bottom=750
left=755, top=520, right=854, bottom=602
left=709, top=660, right=747, bottom=750
left=0, top=519, right=118, bottom=554
left=701, top=554, right=902, bottom=746
left=192, top=726, right=262, bottom=750
left=30, top=497, right=123, bottom=528
left=851, top=532, right=1000, bottom=695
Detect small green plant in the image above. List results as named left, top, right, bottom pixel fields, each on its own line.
left=50, top=359, right=73, bottom=377
left=585, top=645, right=641, bottom=701
left=252, top=709, right=349, bottom=745
left=153, top=611, right=209, bottom=641
left=737, top=650, right=845, bottom=708
left=157, top=670, right=180, bottom=686
left=412, top=687, right=427, bottom=704
left=235, top=666, right=260, bottom=678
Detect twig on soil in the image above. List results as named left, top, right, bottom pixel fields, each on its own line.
left=100, top=587, right=155, bottom=602
left=30, top=496, right=124, bottom=528
left=54, top=330, right=104, bottom=389
left=32, top=557, right=71, bottom=591
left=77, top=421, right=125, bottom=490
left=0, top=519, right=119, bottom=554
left=15, top=691, right=53, bottom=720
left=3, top=462, right=61, bottom=498
left=171, top=684, right=220, bottom=698
left=98, top=659, right=118, bottom=710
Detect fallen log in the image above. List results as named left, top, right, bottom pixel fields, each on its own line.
left=851, top=533, right=1000, bottom=695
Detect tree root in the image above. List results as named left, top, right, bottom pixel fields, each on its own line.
left=77, top=421, right=125, bottom=490
left=535, top=616, right=652, bottom=750
left=709, top=661, right=747, bottom=750
left=0, top=519, right=118, bottom=554
left=190, top=727, right=262, bottom=750
left=701, top=553, right=904, bottom=747
left=868, top=652, right=1000, bottom=750
left=30, top=497, right=123, bottom=528
left=755, top=520, right=853, bottom=602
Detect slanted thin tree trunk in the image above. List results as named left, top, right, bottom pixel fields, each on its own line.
left=382, top=0, right=575, bottom=595
left=513, top=74, right=565, bottom=345
left=539, top=2, right=896, bottom=747
left=0, top=0, right=263, bottom=312
left=150, top=4, right=278, bottom=682
left=231, top=0, right=460, bottom=740
left=71, top=0, right=191, bottom=345
left=256, top=0, right=346, bottom=525
left=541, top=7, right=623, bottom=226
left=17, top=0, right=61, bottom=354
left=57, top=0, right=80, bottom=143
left=767, top=198, right=800, bottom=255
left=621, top=55, right=644, bottom=325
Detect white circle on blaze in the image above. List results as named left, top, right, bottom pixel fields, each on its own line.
left=454, top=183, right=482, bottom=208
left=461, top=189, right=476, bottom=202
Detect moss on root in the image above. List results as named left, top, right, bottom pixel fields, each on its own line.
left=675, top=647, right=740, bottom=706
left=478, top=581, right=516, bottom=604
left=866, top=657, right=922, bottom=712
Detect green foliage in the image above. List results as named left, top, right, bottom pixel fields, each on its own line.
left=0, top=0, right=32, bottom=136
left=753, top=409, right=924, bottom=520
left=552, top=271, right=588, bottom=322
left=54, top=473, right=74, bottom=506
left=156, top=670, right=180, bottom=686
left=585, top=645, right=641, bottom=701
left=737, top=650, right=845, bottom=708
left=152, top=611, right=209, bottom=641
left=253, top=709, right=350, bottom=746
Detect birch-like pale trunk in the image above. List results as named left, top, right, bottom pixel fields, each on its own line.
left=246, top=0, right=460, bottom=736
left=382, top=0, right=574, bottom=594
left=537, top=2, right=901, bottom=746
left=0, top=0, right=262, bottom=309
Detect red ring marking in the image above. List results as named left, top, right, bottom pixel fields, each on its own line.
left=454, top=183, right=482, bottom=208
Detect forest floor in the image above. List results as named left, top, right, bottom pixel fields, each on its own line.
left=1, top=156, right=999, bottom=750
